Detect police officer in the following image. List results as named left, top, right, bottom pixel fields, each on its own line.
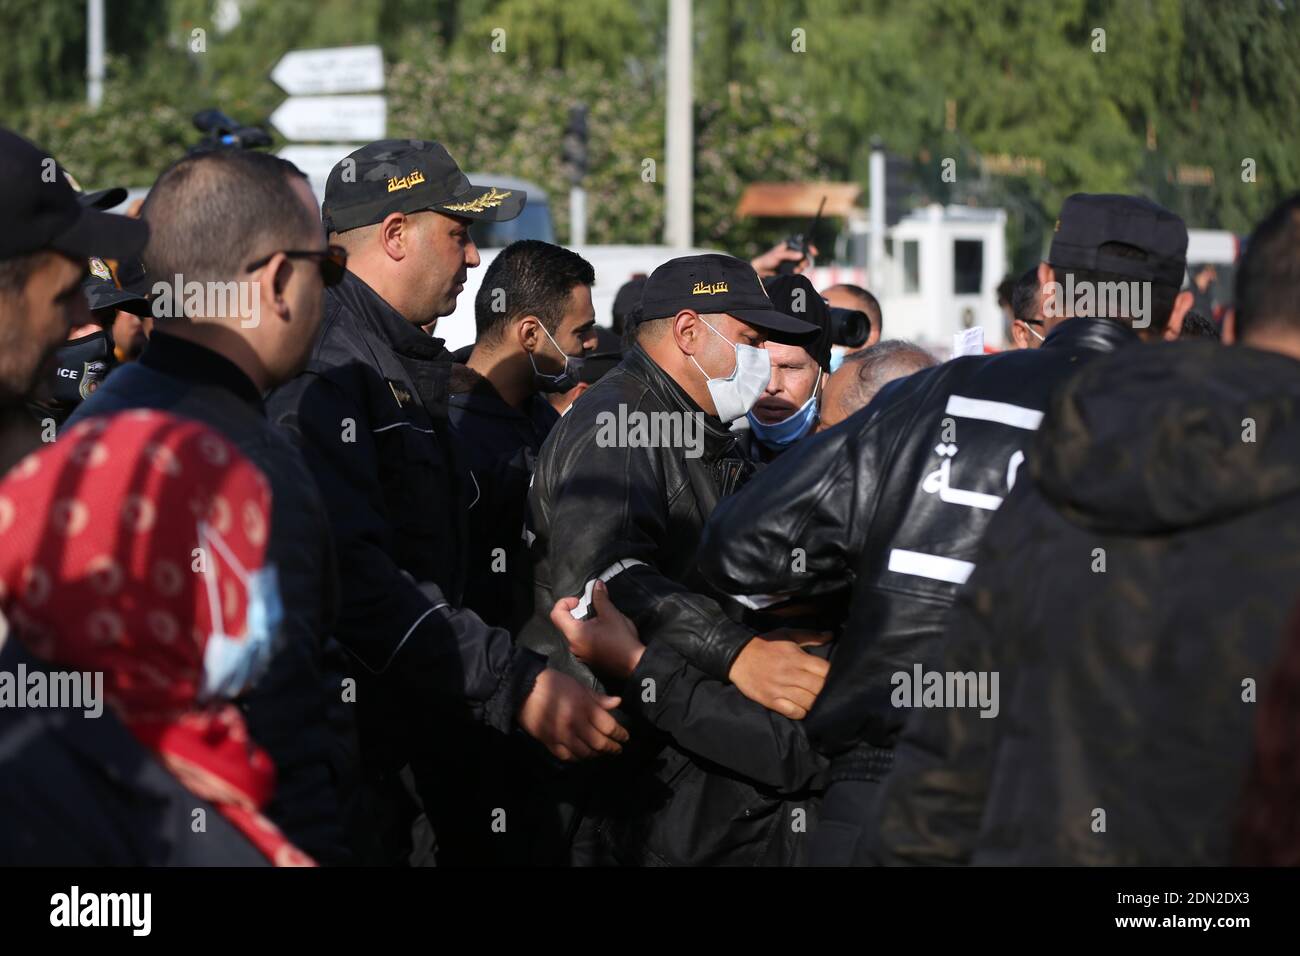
left=525, top=253, right=834, bottom=865
left=268, top=140, right=628, bottom=865
left=29, top=253, right=151, bottom=429
left=0, top=129, right=146, bottom=466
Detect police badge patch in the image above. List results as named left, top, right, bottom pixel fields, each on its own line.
left=80, top=360, right=108, bottom=400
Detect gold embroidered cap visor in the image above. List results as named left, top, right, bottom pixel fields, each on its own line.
left=321, top=139, right=526, bottom=233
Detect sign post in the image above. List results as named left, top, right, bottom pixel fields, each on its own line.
left=271, top=45, right=386, bottom=200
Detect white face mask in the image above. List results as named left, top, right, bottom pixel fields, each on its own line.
left=689, top=316, right=772, bottom=422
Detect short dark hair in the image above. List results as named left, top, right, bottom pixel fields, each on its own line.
left=1047, top=242, right=1180, bottom=332
left=826, top=283, right=882, bottom=337
left=1179, top=310, right=1221, bottom=340
left=474, top=239, right=595, bottom=345
left=141, top=150, right=318, bottom=288
left=621, top=306, right=644, bottom=350
left=996, top=275, right=1015, bottom=308
left=1235, top=193, right=1300, bottom=339
left=1011, top=266, right=1040, bottom=326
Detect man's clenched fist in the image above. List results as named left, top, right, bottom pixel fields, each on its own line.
left=728, top=629, right=831, bottom=719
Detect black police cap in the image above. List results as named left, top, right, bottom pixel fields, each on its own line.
left=0, top=128, right=147, bottom=264
left=1049, top=193, right=1188, bottom=288
left=762, top=274, right=833, bottom=371
left=641, top=253, right=819, bottom=342
left=323, top=139, right=525, bottom=234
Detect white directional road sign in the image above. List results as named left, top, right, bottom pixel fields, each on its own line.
left=270, top=95, right=387, bottom=143
left=276, top=144, right=357, bottom=198
left=271, top=45, right=385, bottom=96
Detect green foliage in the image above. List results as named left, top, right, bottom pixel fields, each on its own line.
left=1150, top=0, right=1300, bottom=232
left=14, top=53, right=195, bottom=188
left=4, top=0, right=1298, bottom=255
left=0, top=0, right=86, bottom=111
left=455, top=0, right=660, bottom=70
left=387, top=37, right=664, bottom=244
left=694, top=78, right=825, bottom=255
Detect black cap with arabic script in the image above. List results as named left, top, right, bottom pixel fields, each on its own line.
left=321, top=139, right=525, bottom=233
left=641, top=253, right=820, bottom=341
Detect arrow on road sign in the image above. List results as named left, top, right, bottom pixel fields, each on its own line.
left=271, top=45, right=385, bottom=96
left=270, top=95, right=387, bottom=143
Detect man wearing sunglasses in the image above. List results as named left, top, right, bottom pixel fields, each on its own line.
left=68, top=147, right=352, bottom=863
left=267, top=140, right=630, bottom=867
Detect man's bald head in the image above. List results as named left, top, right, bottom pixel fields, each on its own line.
left=817, top=339, right=936, bottom=431
left=142, top=149, right=320, bottom=288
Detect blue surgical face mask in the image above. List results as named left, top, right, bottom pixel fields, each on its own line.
left=747, top=370, right=822, bottom=450
left=197, top=521, right=283, bottom=702
left=829, top=346, right=848, bottom=373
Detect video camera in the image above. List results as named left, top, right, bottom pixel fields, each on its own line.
left=828, top=307, right=869, bottom=348
left=188, top=109, right=273, bottom=154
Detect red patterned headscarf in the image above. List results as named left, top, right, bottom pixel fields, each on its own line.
left=0, top=410, right=314, bottom=866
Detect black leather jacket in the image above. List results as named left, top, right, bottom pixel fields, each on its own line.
left=521, top=343, right=758, bottom=682
left=868, top=340, right=1300, bottom=865
left=522, top=344, right=827, bottom=865
left=699, top=318, right=1138, bottom=766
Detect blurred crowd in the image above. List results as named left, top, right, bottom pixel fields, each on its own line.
left=1, top=125, right=1298, bottom=867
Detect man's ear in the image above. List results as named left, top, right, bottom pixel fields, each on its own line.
left=258, top=253, right=293, bottom=322
left=1162, top=289, right=1194, bottom=341
left=1010, top=321, right=1029, bottom=349
left=1036, top=261, right=1061, bottom=326
left=516, top=315, right=542, bottom=352
left=671, top=310, right=699, bottom=355
left=1036, top=261, right=1055, bottom=291
left=380, top=212, right=408, bottom=262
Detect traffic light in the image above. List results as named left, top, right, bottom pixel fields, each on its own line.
left=563, top=104, right=589, bottom=186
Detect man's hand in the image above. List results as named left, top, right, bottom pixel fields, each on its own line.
left=751, top=241, right=819, bottom=277
left=550, top=580, right=644, bottom=680
left=517, top=668, right=629, bottom=762
left=728, top=629, right=832, bottom=719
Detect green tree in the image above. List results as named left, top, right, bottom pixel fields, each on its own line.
left=1150, top=0, right=1300, bottom=232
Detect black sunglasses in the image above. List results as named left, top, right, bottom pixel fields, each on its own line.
left=245, top=244, right=347, bottom=286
